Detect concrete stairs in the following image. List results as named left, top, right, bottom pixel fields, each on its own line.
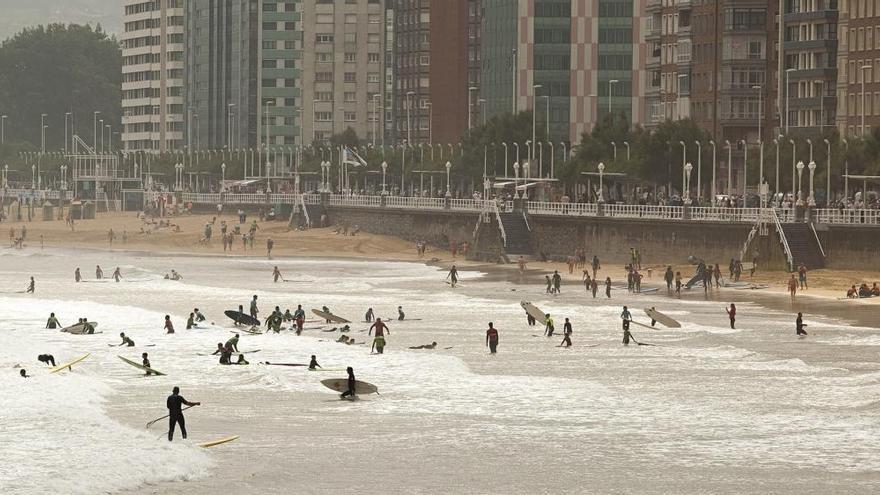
left=779, top=222, right=825, bottom=269
left=498, top=212, right=532, bottom=255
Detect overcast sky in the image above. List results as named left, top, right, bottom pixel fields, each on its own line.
left=0, top=0, right=121, bottom=40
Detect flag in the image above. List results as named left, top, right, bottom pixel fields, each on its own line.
left=342, top=147, right=368, bottom=167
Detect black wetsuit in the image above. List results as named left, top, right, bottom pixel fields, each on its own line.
left=796, top=316, right=807, bottom=336
left=166, top=393, right=190, bottom=441
left=38, top=354, right=56, bottom=367
left=309, top=358, right=320, bottom=370
left=341, top=371, right=356, bottom=399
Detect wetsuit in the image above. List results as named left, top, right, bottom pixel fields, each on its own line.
left=365, top=308, right=374, bottom=322
left=194, top=311, right=206, bottom=322
left=398, top=309, right=405, bottom=321
left=620, top=309, right=632, bottom=331
left=561, top=321, right=572, bottom=347
left=309, top=357, right=320, bottom=370
left=121, top=336, right=135, bottom=347
left=726, top=307, right=736, bottom=329
left=164, top=318, right=174, bottom=334
left=38, top=354, right=56, bottom=367
left=341, top=370, right=356, bottom=399
left=250, top=298, right=259, bottom=319
left=796, top=316, right=807, bottom=336
left=166, top=392, right=194, bottom=441
left=486, top=326, right=499, bottom=354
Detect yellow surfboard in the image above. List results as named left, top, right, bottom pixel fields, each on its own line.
left=199, top=435, right=240, bottom=448
left=49, top=353, right=91, bottom=374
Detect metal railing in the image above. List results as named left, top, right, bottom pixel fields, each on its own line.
left=771, top=209, right=795, bottom=271
left=814, top=208, right=880, bottom=225
left=449, top=199, right=485, bottom=212
left=492, top=200, right=507, bottom=248
left=527, top=201, right=598, bottom=216
left=604, top=203, right=684, bottom=220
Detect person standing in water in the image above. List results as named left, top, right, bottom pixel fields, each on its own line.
left=340, top=367, right=357, bottom=400
left=544, top=313, right=555, bottom=337
left=560, top=318, right=573, bottom=348
left=193, top=308, right=206, bottom=322
left=26, top=277, right=35, bottom=293
left=142, top=352, right=159, bottom=376
left=266, top=238, right=274, bottom=260
left=96, top=265, right=103, bottom=279
left=166, top=386, right=200, bottom=441
left=250, top=295, right=259, bottom=319
left=46, top=313, right=61, bottom=329
left=364, top=308, right=374, bottom=322
left=725, top=304, right=736, bottom=329
left=486, top=322, right=499, bottom=354
left=621, top=306, right=634, bottom=345
left=186, top=313, right=196, bottom=330
left=552, top=271, right=562, bottom=294
left=272, top=266, right=283, bottom=283
left=112, top=267, right=122, bottom=282
left=397, top=306, right=405, bottom=321
left=309, top=355, right=322, bottom=370
left=75, top=268, right=81, bottom=282
left=605, top=277, right=612, bottom=298
left=446, top=265, right=459, bottom=287
left=164, top=315, right=175, bottom=334
left=368, top=318, right=389, bottom=354
left=795, top=312, right=808, bottom=336
left=293, top=305, right=306, bottom=334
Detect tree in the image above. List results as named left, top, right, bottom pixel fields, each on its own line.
left=459, top=111, right=534, bottom=179
left=0, top=24, right=121, bottom=153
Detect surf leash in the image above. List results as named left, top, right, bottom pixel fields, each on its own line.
left=146, top=405, right=195, bottom=429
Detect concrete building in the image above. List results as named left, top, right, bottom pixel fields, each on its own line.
left=837, top=0, right=878, bottom=137
left=481, top=0, right=647, bottom=145
left=184, top=0, right=302, bottom=152
left=783, top=0, right=838, bottom=136
left=392, top=0, right=481, bottom=145
left=121, top=0, right=185, bottom=152
left=302, top=0, right=386, bottom=146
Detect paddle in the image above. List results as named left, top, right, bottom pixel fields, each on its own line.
left=146, top=405, right=195, bottom=429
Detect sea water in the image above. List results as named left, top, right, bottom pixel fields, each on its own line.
left=1, top=248, right=879, bottom=494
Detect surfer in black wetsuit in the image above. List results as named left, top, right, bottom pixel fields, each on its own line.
left=397, top=306, right=405, bottom=321
left=621, top=306, right=633, bottom=345
left=250, top=295, right=259, bottom=319
left=409, top=342, right=438, bottom=349
left=309, top=355, right=321, bottom=370
left=447, top=265, right=459, bottom=287
left=75, top=267, right=82, bottom=282
left=649, top=306, right=657, bottom=327
left=340, top=367, right=356, bottom=399
left=273, top=265, right=283, bottom=283
left=26, top=277, right=34, bottom=293
left=166, top=386, right=200, bottom=441
left=186, top=313, right=195, bottom=329
left=38, top=354, right=56, bottom=367
left=46, top=313, right=61, bottom=329
left=143, top=352, right=159, bottom=376
left=560, top=318, right=573, bottom=348
left=235, top=305, right=245, bottom=326
left=795, top=312, right=808, bottom=336
left=20, top=369, right=29, bottom=378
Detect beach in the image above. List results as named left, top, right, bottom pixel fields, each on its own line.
left=1, top=213, right=880, bottom=494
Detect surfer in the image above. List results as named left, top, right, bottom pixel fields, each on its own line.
left=294, top=305, right=306, bottom=334
left=164, top=315, right=175, bottom=334
left=267, top=238, right=274, bottom=259
left=166, top=386, right=200, bottom=441
left=38, top=354, right=56, bottom=367
left=560, top=318, right=573, bottom=348
left=119, top=332, right=135, bottom=347
left=112, top=267, right=122, bottom=282
left=194, top=308, right=206, bottom=322
left=81, top=319, right=96, bottom=334
left=142, top=353, right=159, bottom=376
left=235, top=305, right=246, bottom=327
left=26, top=277, right=34, bottom=293
left=725, top=304, right=736, bottom=329
left=397, top=306, right=405, bottom=321
left=446, top=265, right=459, bottom=288
left=96, top=265, right=103, bottom=279
left=322, top=305, right=332, bottom=324
left=621, top=306, right=632, bottom=334
left=309, top=355, right=322, bottom=370
left=170, top=270, right=182, bottom=281
left=605, top=277, right=612, bottom=298
left=486, top=323, right=499, bottom=354
left=75, top=267, right=81, bottom=282
left=186, top=313, right=196, bottom=330
left=272, top=266, right=283, bottom=283
left=591, top=278, right=598, bottom=298
left=365, top=307, right=374, bottom=322
left=250, top=295, right=259, bottom=319
left=226, top=334, right=240, bottom=353
left=649, top=307, right=657, bottom=327
left=20, top=369, right=29, bottom=378
left=544, top=314, right=555, bottom=337
left=795, top=312, right=808, bottom=336
left=409, top=342, right=438, bottom=349
left=788, top=274, right=798, bottom=299
left=552, top=271, right=562, bottom=293
left=591, top=255, right=600, bottom=278
left=368, top=318, right=389, bottom=354
left=45, top=313, right=61, bottom=329
left=545, top=275, right=552, bottom=294
left=340, top=367, right=356, bottom=400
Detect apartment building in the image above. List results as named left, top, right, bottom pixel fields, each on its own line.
left=837, top=0, right=879, bottom=137
left=302, top=0, right=386, bottom=146
left=121, top=0, right=185, bottom=152
left=184, top=0, right=302, bottom=151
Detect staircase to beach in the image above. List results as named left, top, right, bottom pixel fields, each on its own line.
left=779, top=222, right=825, bottom=269
left=498, top=212, right=532, bottom=255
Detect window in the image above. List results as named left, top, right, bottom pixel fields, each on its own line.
left=344, top=72, right=357, bottom=83
left=315, top=112, right=332, bottom=121
left=368, top=53, right=381, bottom=63
left=316, top=34, right=334, bottom=43
left=262, top=22, right=277, bottom=31
left=262, top=40, right=277, bottom=50
left=315, top=92, right=333, bottom=101
left=345, top=14, right=357, bottom=24
left=344, top=91, right=357, bottom=102
left=368, top=72, right=380, bottom=83
left=344, top=53, right=357, bottom=63
left=316, top=72, right=333, bottom=82
left=317, top=53, right=332, bottom=63
left=344, top=33, right=357, bottom=43
left=344, top=111, right=356, bottom=122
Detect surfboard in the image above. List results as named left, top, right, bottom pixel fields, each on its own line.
left=118, top=355, right=166, bottom=376
left=261, top=362, right=308, bottom=367
left=321, top=378, right=379, bottom=395
left=199, top=435, right=239, bottom=448
left=311, top=309, right=351, bottom=324
left=644, top=308, right=681, bottom=328
left=308, top=368, right=345, bottom=372
left=520, top=301, right=547, bottom=322
left=238, top=327, right=263, bottom=335
left=224, top=310, right=260, bottom=327
left=61, top=322, right=99, bottom=334
left=49, top=353, right=90, bottom=373
left=630, top=320, right=658, bottom=330
left=734, top=284, right=769, bottom=290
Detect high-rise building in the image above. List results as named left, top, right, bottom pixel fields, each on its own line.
left=783, top=0, right=838, bottom=136
left=302, top=0, right=386, bottom=146
left=482, top=0, right=647, bottom=145
left=392, top=0, right=481, bottom=145
left=184, top=0, right=302, bottom=152
left=121, top=0, right=185, bottom=152
left=836, top=0, right=877, bottom=138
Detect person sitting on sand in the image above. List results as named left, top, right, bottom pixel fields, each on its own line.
left=872, top=283, right=880, bottom=297
left=409, top=342, right=438, bottom=350
left=847, top=285, right=859, bottom=298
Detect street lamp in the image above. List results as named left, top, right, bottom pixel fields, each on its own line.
left=709, top=140, right=717, bottom=205
left=40, top=113, right=47, bottom=154
left=724, top=140, right=732, bottom=199
left=93, top=111, right=100, bottom=151
left=694, top=141, right=702, bottom=203
left=773, top=136, right=782, bottom=203
left=597, top=162, right=605, bottom=203
left=31, top=164, right=36, bottom=188
left=824, top=138, right=831, bottom=205
left=861, top=64, right=873, bottom=136
left=0, top=115, right=7, bottom=144
left=513, top=142, right=520, bottom=164
left=623, top=141, right=631, bottom=160
left=501, top=142, right=508, bottom=177
left=740, top=139, right=748, bottom=204
left=381, top=161, right=387, bottom=195
left=796, top=161, right=805, bottom=206
left=548, top=141, right=555, bottom=179
left=789, top=139, right=796, bottom=201
left=445, top=161, right=452, bottom=198
left=684, top=162, right=693, bottom=204
left=221, top=162, right=226, bottom=184
left=608, top=79, right=619, bottom=114
left=371, top=93, right=381, bottom=147
left=808, top=160, right=816, bottom=206
left=611, top=141, right=617, bottom=161
left=753, top=85, right=762, bottom=142
left=406, top=91, right=415, bottom=144
left=806, top=138, right=813, bottom=163
left=679, top=141, right=686, bottom=197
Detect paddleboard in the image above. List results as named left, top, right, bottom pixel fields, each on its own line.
left=321, top=378, right=379, bottom=395
left=644, top=308, right=680, bottom=328
left=49, top=353, right=90, bottom=374
left=199, top=435, right=239, bottom=448
left=61, top=322, right=99, bottom=334
left=118, top=355, right=166, bottom=376
left=311, top=309, right=351, bottom=324
left=224, top=310, right=260, bottom=327
left=520, top=301, right=547, bottom=322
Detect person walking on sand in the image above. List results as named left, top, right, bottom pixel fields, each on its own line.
left=664, top=266, right=674, bottom=291
left=560, top=318, right=573, bottom=348
left=591, top=256, right=601, bottom=278
left=795, top=312, right=808, bottom=336
left=273, top=265, right=283, bottom=283
left=713, top=263, right=722, bottom=288
left=486, top=322, right=499, bottom=354
left=725, top=303, right=736, bottom=329
left=166, top=386, right=200, bottom=441
left=543, top=313, right=555, bottom=337
left=788, top=274, right=798, bottom=299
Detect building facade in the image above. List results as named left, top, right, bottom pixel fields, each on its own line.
left=837, top=0, right=878, bottom=137
left=184, top=0, right=302, bottom=152
left=121, top=0, right=185, bottom=152
left=302, top=0, right=386, bottom=146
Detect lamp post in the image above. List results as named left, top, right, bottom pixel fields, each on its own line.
left=694, top=141, right=702, bottom=203
left=753, top=85, right=762, bottom=142
left=0, top=115, right=6, bottom=144
left=843, top=138, right=849, bottom=200
left=522, top=162, right=530, bottom=199
left=608, top=79, right=619, bottom=115
left=64, top=112, right=71, bottom=154
left=740, top=139, right=748, bottom=204
left=513, top=161, right=520, bottom=198
left=371, top=93, right=381, bottom=147
left=684, top=162, right=693, bottom=204
left=724, top=140, right=732, bottom=199
left=789, top=139, right=796, bottom=201
left=93, top=111, right=100, bottom=151
left=501, top=142, right=508, bottom=177
left=221, top=162, right=226, bottom=185
left=536, top=141, right=543, bottom=177
left=796, top=161, right=805, bottom=206
left=623, top=141, right=630, bottom=160
left=806, top=138, right=813, bottom=163
left=40, top=113, right=47, bottom=154
left=679, top=140, right=686, bottom=197
left=400, top=144, right=407, bottom=194
left=597, top=162, right=605, bottom=203
left=861, top=64, right=873, bottom=136
left=824, top=138, right=831, bottom=205
left=540, top=95, right=550, bottom=142
left=611, top=141, right=617, bottom=161
left=808, top=160, right=816, bottom=206
left=773, top=137, right=782, bottom=204
left=548, top=141, right=555, bottom=179
left=561, top=142, right=567, bottom=163
left=513, top=142, right=520, bottom=165
left=31, top=164, right=36, bottom=188
left=525, top=140, right=532, bottom=170
left=381, top=161, right=387, bottom=195
left=532, top=84, right=542, bottom=162
left=445, top=161, right=452, bottom=198
left=709, top=140, right=717, bottom=205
